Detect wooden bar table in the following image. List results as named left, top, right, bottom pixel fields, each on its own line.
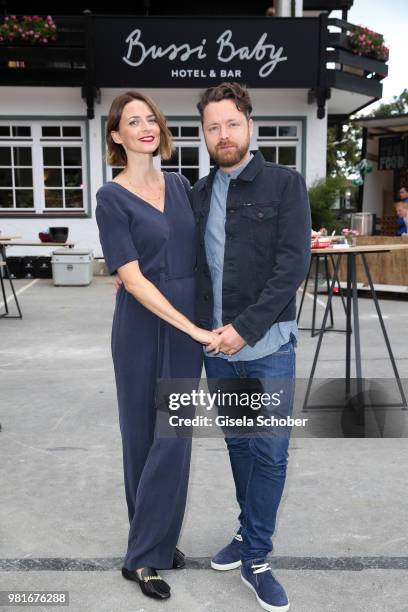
left=303, top=244, right=408, bottom=412
left=0, top=240, right=75, bottom=319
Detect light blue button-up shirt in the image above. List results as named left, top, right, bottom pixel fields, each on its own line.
left=204, top=155, right=298, bottom=361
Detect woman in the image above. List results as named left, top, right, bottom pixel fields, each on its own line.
left=95, top=91, right=220, bottom=601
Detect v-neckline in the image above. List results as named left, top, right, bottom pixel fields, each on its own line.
left=109, top=172, right=167, bottom=215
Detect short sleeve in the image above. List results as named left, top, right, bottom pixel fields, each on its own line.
left=95, top=195, right=139, bottom=275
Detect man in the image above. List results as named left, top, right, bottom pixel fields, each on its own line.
left=193, top=82, right=311, bottom=612
left=399, top=185, right=408, bottom=202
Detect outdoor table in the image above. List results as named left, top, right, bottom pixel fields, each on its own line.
left=0, top=240, right=75, bottom=319
left=297, top=249, right=347, bottom=337
left=302, top=244, right=408, bottom=412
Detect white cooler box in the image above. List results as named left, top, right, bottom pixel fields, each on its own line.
left=51, top=249, right=94, bottom=286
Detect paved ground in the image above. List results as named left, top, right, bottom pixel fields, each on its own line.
left=0, top=277, right=407, bottom=611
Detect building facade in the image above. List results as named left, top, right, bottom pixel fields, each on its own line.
left=0, top=1, right=388, bottom=257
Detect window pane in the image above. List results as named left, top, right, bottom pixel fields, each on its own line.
left=259, top=126, right=277, bottom=137
left=259, top=147, right=276, bottom=163
left=12, top=126, right=31, bottom=137
left=62, top=126, right=81, bottom=137
left=44, top=168, right=62, bottom=187
left=180, top=126, right=199, bottom=137
left=14, top=147, right=32, bottom=166
left=64, top=168, right=82, bottom=187
left=65, top=189, right=84, bottom=208
left=181, top=147, right=199, bottom=166
left=278, top=147, right=296, bottom=166
left=14, top=168, right=33, bottom=187
left=16, top=190, right=34, bottom=208
left=183, top=168, right=199, bottom=184
left=0, top=126, right=10, bottom=137
left=169, top=127, right=179, bottom=137
left=161, top=148, right=179, bottom=167
left=0, top=168, right=12, bottom=187
left=0, top=147, right=12, bottom=166
left=43, top=147, right=61, bottom=166
left=42, top=126, right=61, bottom=137
left=279, top=126, right=297, bottom=137
left=44, top=189, right=63, bottom=208
left=63, top=147, right=82, bottom=166
left=0, top=189, right=13, bottom=207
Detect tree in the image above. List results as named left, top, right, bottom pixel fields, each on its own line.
left=327, top=89, right=408, bottom=178
left=308, top=174, right=349, bottom=232
left=369, top=88, right=408, bottom=116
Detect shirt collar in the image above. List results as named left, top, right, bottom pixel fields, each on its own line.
left=217, top=153, right=254, bottom=182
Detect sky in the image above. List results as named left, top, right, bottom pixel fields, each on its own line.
left=332, top=0, right=407, bottom=113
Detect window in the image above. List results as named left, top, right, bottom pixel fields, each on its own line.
left=0, top=121, right=87, bottom=214
left=255, top=121, right=301, bottom=171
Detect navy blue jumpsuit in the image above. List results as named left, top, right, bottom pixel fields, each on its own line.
left=95, top=172, right=202, bottom=570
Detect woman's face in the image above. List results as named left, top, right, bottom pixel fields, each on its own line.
left=111, top=99, right=161, bottom=156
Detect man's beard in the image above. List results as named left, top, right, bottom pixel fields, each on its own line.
left=209, top=137, right=250, bottom=168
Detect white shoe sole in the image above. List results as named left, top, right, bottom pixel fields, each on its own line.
left=241, top=574, right=290, bottom=612
left=211, top=559, right=242, bottom=571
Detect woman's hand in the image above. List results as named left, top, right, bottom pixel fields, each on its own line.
left=190, top=326, right=221, bottom=350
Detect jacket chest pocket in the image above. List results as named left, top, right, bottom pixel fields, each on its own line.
left=241, top=202, right=279, bottom=223
left=238, top=202, right=279, bottom=260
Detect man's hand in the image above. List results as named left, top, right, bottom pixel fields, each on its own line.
left=205, top=324, right=246, bottom=355
left=114, top=274, right=123, bottom=293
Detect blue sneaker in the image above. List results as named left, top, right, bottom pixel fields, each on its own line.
left=241, top=559, right=290, bottom=612
left=210, top=528, right=243, bottom=571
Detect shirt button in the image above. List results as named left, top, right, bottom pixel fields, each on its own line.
left=257, top=211, right=264, bottom=219
left=204, top=294, right=209, bottom=301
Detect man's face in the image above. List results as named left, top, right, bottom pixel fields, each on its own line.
left=399, top=187, right=408, bottom=200
left=202, top=99, right=253, bottom=169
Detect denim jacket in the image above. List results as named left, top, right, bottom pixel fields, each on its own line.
left=192, top=151, right=311, bottom=347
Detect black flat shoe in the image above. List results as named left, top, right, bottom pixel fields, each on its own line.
left=172, top=547, right=186, bottom=569
left=121, top=567, right=171, bottom=600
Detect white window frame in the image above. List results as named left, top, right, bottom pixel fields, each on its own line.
left=253, top=120, right=302, bottom=172
left=0, top=119, right=88, bottom=214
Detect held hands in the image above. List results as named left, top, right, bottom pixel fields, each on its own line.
left=191, top=326, right=222, bottom=351
left=205, top=324, right=246, bottom=356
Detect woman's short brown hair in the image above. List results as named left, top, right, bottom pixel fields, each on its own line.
left=106, top=91, right=174, bottom=166
left=197, top=82, right=252, bottom=122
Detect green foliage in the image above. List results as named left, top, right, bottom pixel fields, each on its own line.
left=308, top=175, right=349, bottom=232
left=327, top=124, right=362, bottom=177
left=368, top=88, right=408, bottom=117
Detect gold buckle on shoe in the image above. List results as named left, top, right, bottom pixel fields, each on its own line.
left=144, top=575, right=162, bottom=582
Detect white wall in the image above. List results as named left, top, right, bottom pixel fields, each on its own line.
left=0, top=86, right=327, bottom=257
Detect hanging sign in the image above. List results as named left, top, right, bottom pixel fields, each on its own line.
left=93, top=17, right=319, bottom=88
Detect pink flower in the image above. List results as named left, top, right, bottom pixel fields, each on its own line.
left=42, top=38, right=48, bottom=43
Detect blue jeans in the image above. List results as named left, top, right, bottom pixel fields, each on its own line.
left=204, top=335, right=296, bottom=561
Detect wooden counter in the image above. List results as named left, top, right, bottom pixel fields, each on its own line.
left=332, top=236, right=408, bottom=287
